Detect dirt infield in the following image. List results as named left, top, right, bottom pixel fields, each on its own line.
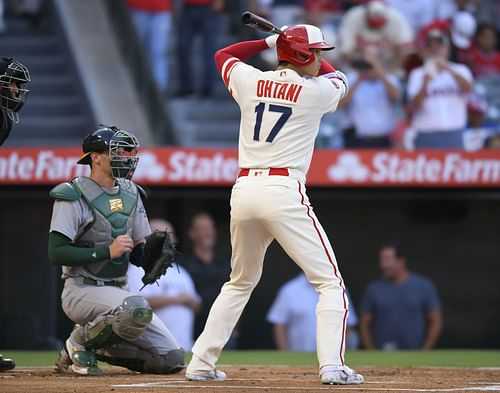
left=0, top=365, right=499, bottom=393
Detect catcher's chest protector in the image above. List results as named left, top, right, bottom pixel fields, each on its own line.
left=72, top=176, right=138, bottom=278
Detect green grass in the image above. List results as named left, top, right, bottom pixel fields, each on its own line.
left=2, top=350, right=499, bottom=368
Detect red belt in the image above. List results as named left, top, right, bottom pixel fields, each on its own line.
left=238, top=168, right=289, bottom=177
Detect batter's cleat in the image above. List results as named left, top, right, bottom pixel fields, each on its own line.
left=320, top=365, right=364, bottom=385
left=55, top=345, right=71, bottom=373
left=0, top=355, right=15, bottom=371
left=185, top=369, right=227, bottom=381
left=65, top=337, right=102, bottom=376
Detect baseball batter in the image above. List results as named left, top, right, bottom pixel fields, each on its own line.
left=49, top=126, right=185, bottom=376
left=185, top=25, right=364, bottom=385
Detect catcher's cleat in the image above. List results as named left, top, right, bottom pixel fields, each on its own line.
left=320, top=365, right=364, bottom=385
left=0, top=355, right=15, bottom=372
left=185, top=369, right=226, bottom=381
left=71, top=351, right=102, bottom=376
left=55, top=345, right=71, bottom=373
left=65, top=337, right=102, bottom=376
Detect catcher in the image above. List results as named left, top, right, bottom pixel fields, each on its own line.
left=48, top=125, right=184, bottom=376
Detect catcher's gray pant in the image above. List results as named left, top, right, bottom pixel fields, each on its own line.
left=61, top=280, right=181, bottom=359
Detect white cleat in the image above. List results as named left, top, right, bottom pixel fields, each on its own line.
left=185, top=369, right=227, bottom=381
left=320, top=365, right=364, bottom=385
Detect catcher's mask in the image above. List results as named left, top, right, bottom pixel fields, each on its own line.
left=276, top=24, right=335, bottom=66
left=0, top=57, right=30, bottom=123
left=77, top=125, right=140, bottom=180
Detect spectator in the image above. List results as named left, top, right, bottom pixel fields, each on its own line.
left=128, top=218, right=202, bottom=351
left=359, top=242, right=442, bottom=350
left=418, top=11, right=477, bottom=65
left=267, top=273, right=359, bottom=351
left=270, top=0, right=306, bottom=29
left=485, top=133, right=500, bottom=149
left=338, top=0, right=414, bottom=73
left=178, top=212, right=231, bottom=338
left=469, top=23, right=500, bottom=78
left=387, top=0, right=436, bottom=36
left=407, top=28, right=473, bottom=149
left=175, top=0, right=225, bottom=98
left=128, top=0, right=172, bottom=93
left=340, top=54, right=402, bottom=148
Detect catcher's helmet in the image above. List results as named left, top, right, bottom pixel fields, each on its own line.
left=0, top=57, right=30, bottom=123
left=276, top=24, right=335, bottom=66
left=78, top=125, right=140, bottom=180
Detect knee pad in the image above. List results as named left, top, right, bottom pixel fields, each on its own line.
left=74, top=296, right=153, bottom=350
left=143, top=349, right=186, bottom=374
left=112, top=296, right=153, bottom=341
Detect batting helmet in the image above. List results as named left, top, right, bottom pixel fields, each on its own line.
left=77, top=125, right=140, bottom=180
left=0, top=57, right=30, bottom=123
left=276, top=24, right=335, bottom=66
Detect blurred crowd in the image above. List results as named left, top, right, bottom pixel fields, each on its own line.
left=129, top=215, right=442, bottom=351
left=127, top=0, right=500, bottom=150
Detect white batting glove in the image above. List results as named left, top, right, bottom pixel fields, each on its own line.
left=265, top=25, right=288, bottom=48
left=329, top=70, right=349, bottom=98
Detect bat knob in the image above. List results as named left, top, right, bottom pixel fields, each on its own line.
left=241, top=11, right=254, bottom=25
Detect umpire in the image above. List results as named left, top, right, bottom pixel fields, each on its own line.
left=0, top=56, right=29, bottom=372
left=0, top=57, right=30, bottom=146
left=48, top=126, right=185, bottom=376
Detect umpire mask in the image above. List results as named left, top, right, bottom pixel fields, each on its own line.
left=0, top=58, right=30, bottom=123
left=109, top=129, right=140, bottom=180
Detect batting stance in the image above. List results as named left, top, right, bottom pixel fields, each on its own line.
left=186, top=25, right=364, bottom=385
left=49, top=126, right=185, bottom=376
left=0, top=57, right=30, bottom=146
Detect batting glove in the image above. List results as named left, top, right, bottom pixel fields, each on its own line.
left=265, top=25, right=288, bottom=48
left=327, top=70, right=349, bottom=98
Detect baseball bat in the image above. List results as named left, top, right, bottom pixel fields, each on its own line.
left=241, top=11, right=282, bottom=35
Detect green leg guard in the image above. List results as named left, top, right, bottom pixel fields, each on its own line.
left=73, top=296, right=153, bottom=351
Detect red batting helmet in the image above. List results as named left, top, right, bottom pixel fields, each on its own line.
left=276, top=24, right=335, bottom=66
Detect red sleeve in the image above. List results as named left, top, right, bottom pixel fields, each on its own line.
left=214, top=39, right=269, bottom=74
left=318, top=60, right=336, bottom=76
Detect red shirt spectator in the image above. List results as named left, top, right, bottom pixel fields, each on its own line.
left=417, top=12, right=477, bottom=66
left=127, top=0, right=171, bottom=11
left=470, top=23, right=500, bottom=78
left=304, top=0, right=342, bottom=12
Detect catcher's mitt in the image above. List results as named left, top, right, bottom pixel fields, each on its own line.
left=140, top=230, right=178, bottom=288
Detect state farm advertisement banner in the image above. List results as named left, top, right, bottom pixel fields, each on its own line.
left=0, top=147, right=499, bottom=187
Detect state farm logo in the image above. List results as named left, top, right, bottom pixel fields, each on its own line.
left=328, top=152, right=369, bottom=182
left=128, top=150, right=239, bottom=183
left=134, top=151, right=166, bottom=181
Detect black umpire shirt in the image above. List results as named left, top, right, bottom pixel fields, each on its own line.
left=0, top=109, right=13, bottom=146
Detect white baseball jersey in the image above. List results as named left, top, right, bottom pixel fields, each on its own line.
left=222, top=59, right=346, bottom=176
left=128, top=263, right=201, bottom=351
left=407, top=62, right=473, bottom=132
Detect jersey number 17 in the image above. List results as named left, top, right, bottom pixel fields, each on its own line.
left=253, top=103, right=292, bottom=143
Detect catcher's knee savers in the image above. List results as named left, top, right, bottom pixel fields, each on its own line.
left=74, top=296, right=153, bottom=349
left=143, top=348, right=185, bottom=374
